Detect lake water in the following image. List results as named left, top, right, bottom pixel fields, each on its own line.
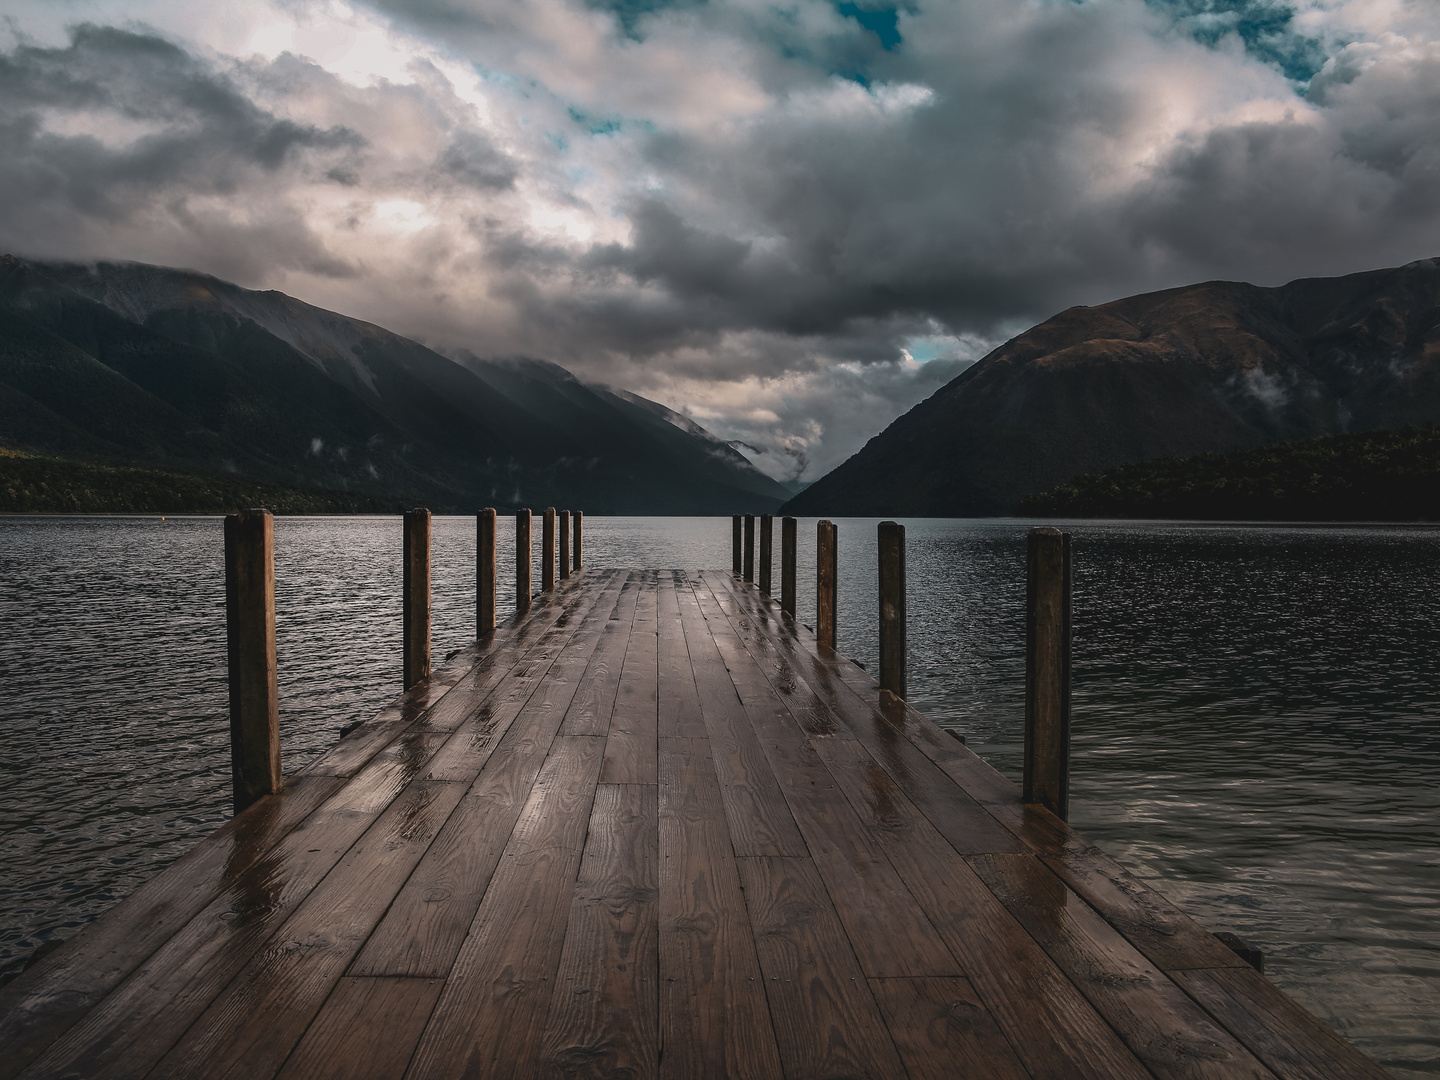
left=1, top=515, right=1437, bottom=1077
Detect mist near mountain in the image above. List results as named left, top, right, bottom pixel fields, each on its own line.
left=0, top=256, right=789, bottom=513
left=784, top=258, right=1440, bottom=516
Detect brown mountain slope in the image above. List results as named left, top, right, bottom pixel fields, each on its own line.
left=783, top=258, right=1440, bottom=516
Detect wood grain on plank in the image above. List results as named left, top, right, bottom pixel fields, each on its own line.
left=737, top=855, right=908, bottom=1080
left=0, top=775, right=341, bottom=1080
left=561, top=574, right=641, bottom=736
left=350, top=578, right=624, bottom=979
left=657, top=738, right=782, bottom=1080
left=272, top=977, right=443, bottom=1080
left=600, top=575, right=659, bottom=785
left=1041, top=848, right=1250, bottom=973
left=537, top=784, right=659, bottom=1080
left=968, top=853, right=1276, bottom=1080
left=813, top=770, right=1154, bottom=1080
left=1171, top=967, right=1393, bottom=1080
left=403, top=736, right=605, bottom=1080
left=867, top=976, right=1030, bottom=1080
left=18, top=743, right=450, bottom=1080
left=706, top=570, right=1079, bottom=857
left=148, top=780, right=470, bottom=1080
left=672, top=573, right=806, bottom=858
left=303, top=571, right=606, bottom=782
left=656, top=573, right=705, bottom=740
left=710, top=578, right=1027, bottom=856
left=692, top=579, right=958, bottom=980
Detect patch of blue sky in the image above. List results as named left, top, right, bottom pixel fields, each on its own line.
left=569, top=106, right=625, bottom=136
left=835, top=2, right=902, bottom=51
left=902, top=334, right=961, bottom=363
left=1143, top=0, right=1334, bottom=84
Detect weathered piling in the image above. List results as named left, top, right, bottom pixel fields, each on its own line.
left=403, top=508, right=432, bottom=690
left=516, top=509, right=533, bottom=615
left=573, top=511, right=583, bottom=571
left=224, top=508, right=280, bottom=815
left=732, top=515, right=742, bottom=574
left=878, top=520, right=906, bottom=699
left=781, top=516, right=797, bottom=617
left=559, top=510, right=571, bottom=580
left=1024, top=526, right=1072, bottom=820
left=743, top=514, right=756, bottom=582
left=817, top=519, right=837, bottom=650
left=759, top=514, right=773, bottom=595
left=542, top=507, right=557, bottom=592
left=477, top=508, right=497, bottom=636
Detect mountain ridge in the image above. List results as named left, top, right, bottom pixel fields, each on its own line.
left=783, top=258, right=1440, bottom=516
left=0, top=256, right=789, bottom=513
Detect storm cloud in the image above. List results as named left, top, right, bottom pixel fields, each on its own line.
left=3, top=0, right=1440, bottom=477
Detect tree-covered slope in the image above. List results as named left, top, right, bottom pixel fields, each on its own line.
left=0, top=256, right=790, bottom=513
left=1016, top=424, right=1440, bottom=520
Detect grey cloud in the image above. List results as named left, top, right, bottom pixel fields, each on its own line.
left=439, top=130, right=518, bottom=190
left=0, top=24, right=363, bottom=271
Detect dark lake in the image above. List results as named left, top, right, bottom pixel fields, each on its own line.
left=1, top=515, right=1437, bottom=1077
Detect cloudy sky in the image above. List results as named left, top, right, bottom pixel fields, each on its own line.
left=4, top=0, right=1440, bottom=480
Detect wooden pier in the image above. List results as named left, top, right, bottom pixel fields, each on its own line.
left=0, top=568, right=1388, bottom=1079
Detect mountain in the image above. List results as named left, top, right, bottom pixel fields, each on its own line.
left=1016, top=423, right=1440, bottom=521
left=783, top=258, right=1440, bottom=516
left=0, top=256, right=790, bottom=513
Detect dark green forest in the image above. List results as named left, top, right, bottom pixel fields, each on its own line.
left=1016, top=424, right=1440, bottom=520
left=0, top=449, right=404, bottom=515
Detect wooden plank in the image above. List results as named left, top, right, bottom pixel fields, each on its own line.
left=968, top=854, right=1277, bottom=1080
left=600, top=575, right=658, bottom=785
left=787, top=758, right=1155, bottom=1080
left=1041, top=848, right=1250, bottom=973
left=147, top=780, right=470, bottom=1080
left=272, top=977, right=443, bottom=1080
left=301, top=573, right=598, bottom=781
left=0, top=775, right=341, bottom=1080
left=418, top=571, right=618, bottom=785
left=657, top=738, right=783, bottom=1080
left=673, top=573, right=806, bottom=859
left=705, top=573, right=1026, bottom=856
left=1171, top=967, right=1393, bottom=1080
left=536, top=784, right=659, bottom=1080
left=691, top=580, right=959, bottom=980
left=867, top=977, right=1030, bottom=1080
left=403, top=736, right=605, bottom=1080
left=656, top=573, right=705, bottom=739
left=560, top=574, right=641, bottom=736
left=350, top=575, right=626, bottom=979
left=704, top=570, right=1076, bottom=857
left=18, top=743, right=452, bottom=1080
left=737, top=856, right=908, bottom=1080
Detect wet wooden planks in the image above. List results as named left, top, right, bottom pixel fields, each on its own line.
left=1, top=568, right=1390, bottom=1080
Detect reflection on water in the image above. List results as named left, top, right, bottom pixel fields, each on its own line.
left=2, top=515, right=1437, bottom=1076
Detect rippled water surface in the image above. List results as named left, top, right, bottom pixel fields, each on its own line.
left=2, top=515, right=1437, bottom=1076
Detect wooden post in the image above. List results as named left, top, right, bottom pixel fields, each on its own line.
left=743, top=514, right=755, bottom=582
left=817, top=519, right=837, bottom=650
left=878, top=520, right=906, bottom=699
left=781, top=516, right=797, bottom=617
left=542, top=507, right=556, bottom=592
left=759, top=514, right=773, bottom=595
left=732, top=515, right=742, bottom=574
left=403, top=508, right=431, bottom=690
left=516, top=509, right=532, bottom=615
left=573, top=510, right=583, bottom=571
left=1024, top=526, right=1072, bottom=820
left=559, top=510, right=571, bottom=580
left=477, top=507, right=497, bottom=636
left=224, top=508, right=280, bottom=816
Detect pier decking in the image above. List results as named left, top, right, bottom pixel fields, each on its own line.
left=0, top=568, right=1388, bottom=1079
